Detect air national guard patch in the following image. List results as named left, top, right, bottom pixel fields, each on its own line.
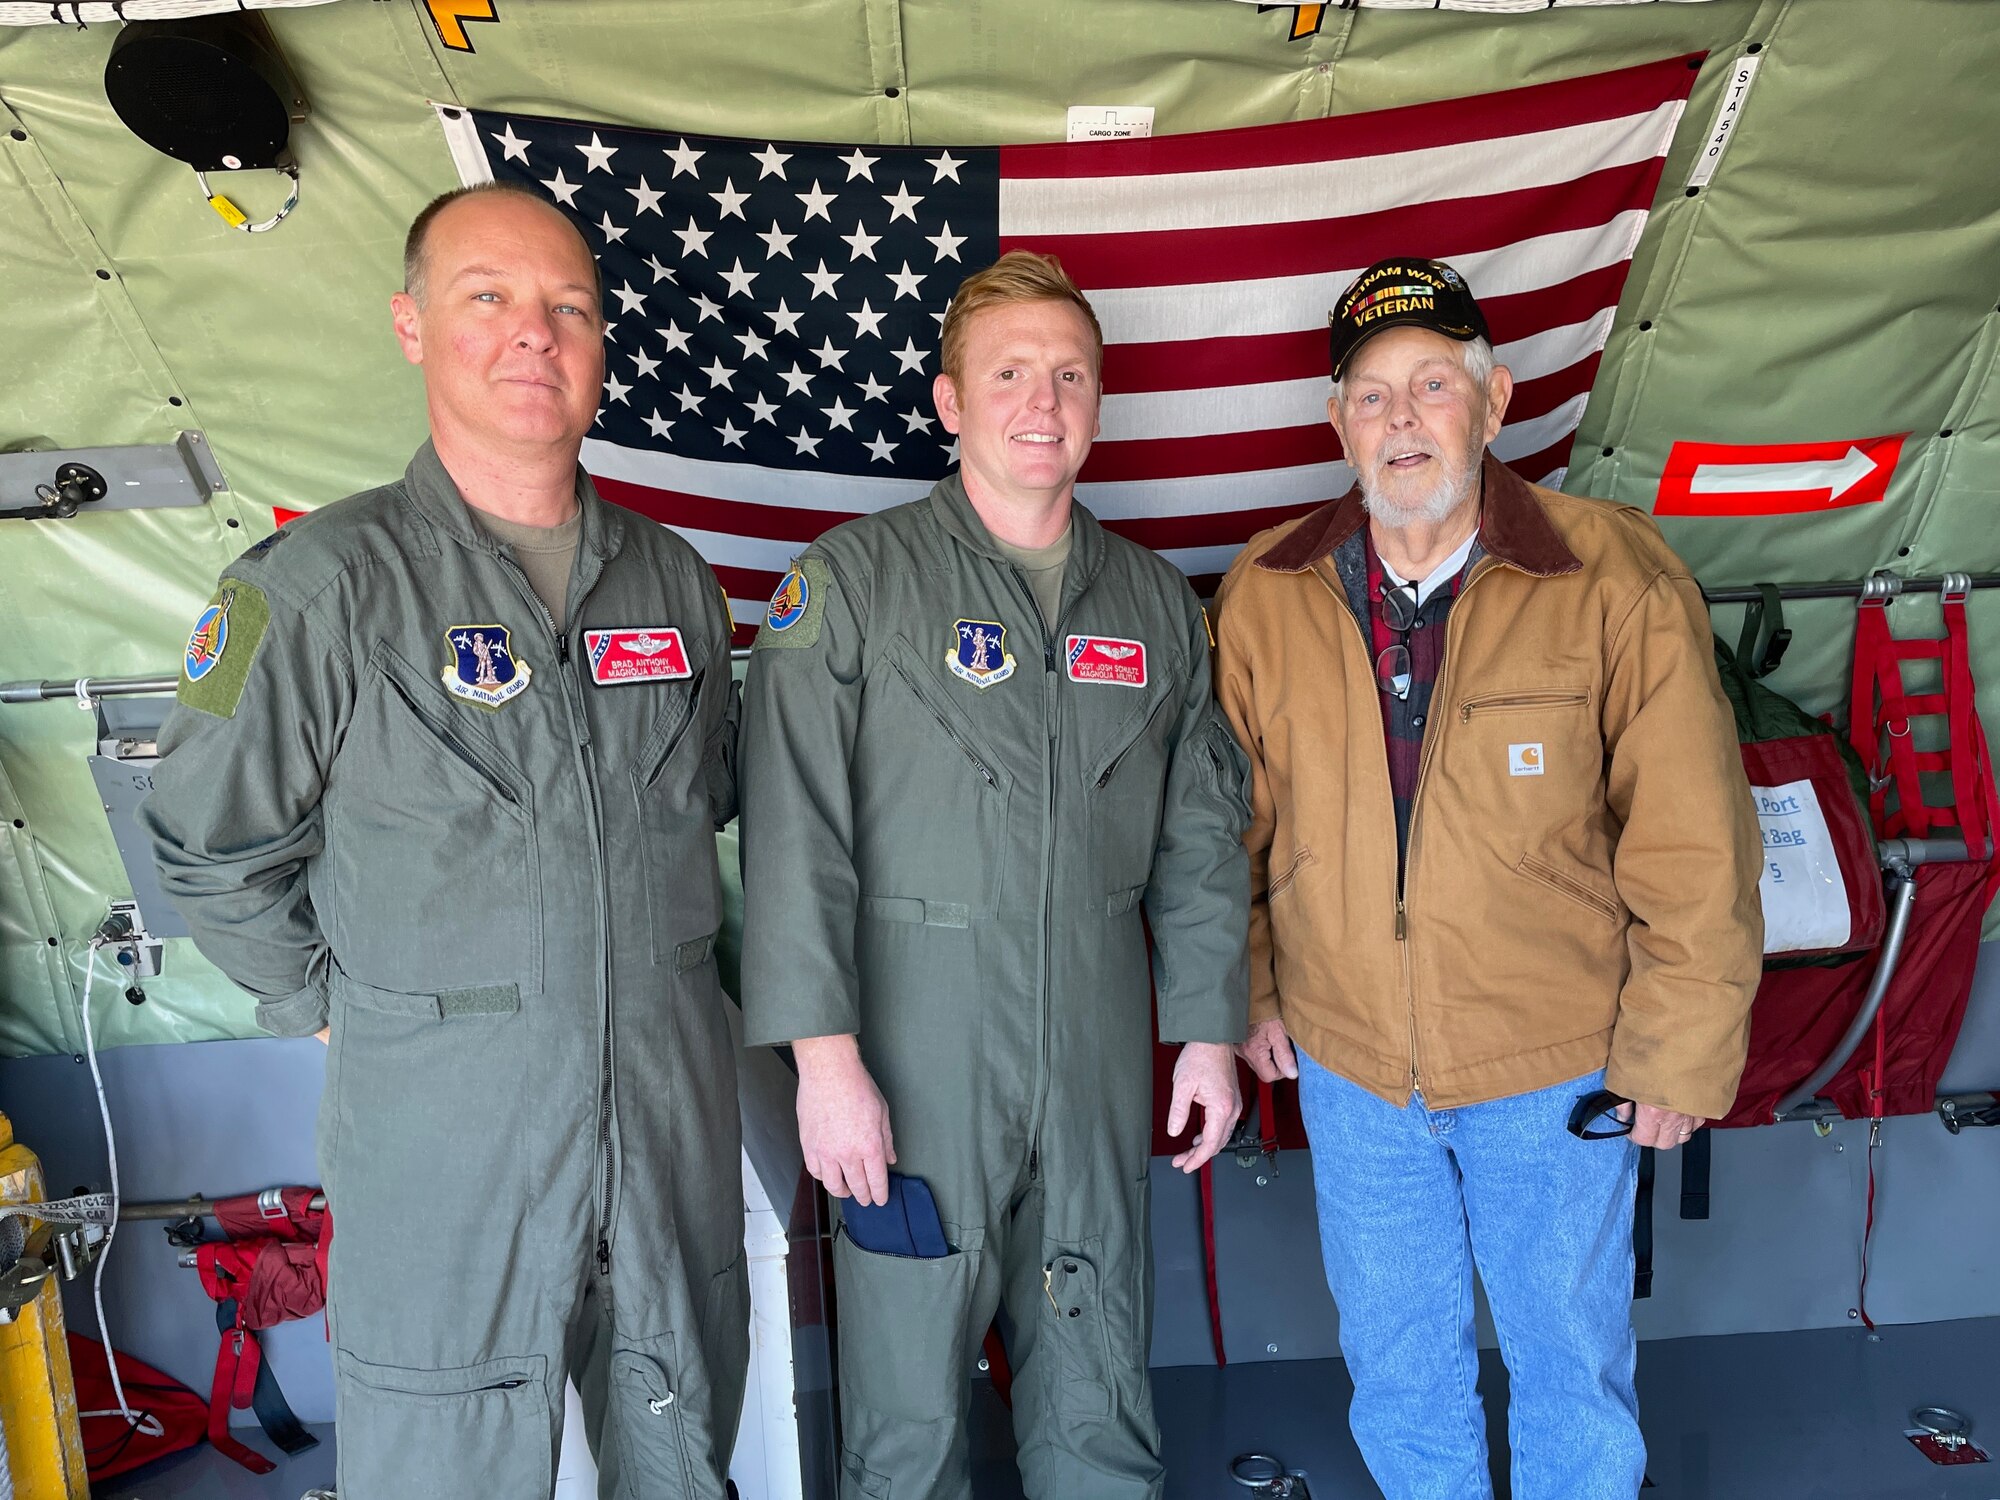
left=442, top=624, right=532, bottom=708
left=1066, top=634, right=1148, bottom=688
left=585, top=627, right=691, bottom=685
left=178, top=578, right=270, bottom=719
left=753, top=556, right=833, bottom=650
left=948, top=619, right=1016, bottom=689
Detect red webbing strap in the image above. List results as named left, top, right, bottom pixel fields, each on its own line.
left=1197, top=1159, right=1226, bottom=1366
left=1849, top=594, right=1997, bottom=844
left=1943, top=592, right=1998, bottom=853
left=195, top=1238, right=278, bottom=1474
left=1850, top=601, right=1940, bottom=836
left=203, top=1327, right=275, bottom=1474
left=980, top=1327, right=1013, bottom=1408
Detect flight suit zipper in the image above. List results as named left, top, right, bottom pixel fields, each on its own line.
left=1311, top=556, right=1498, bottom=1095
left=497, top=553, right=617, bottom=1276
left=1013, top=566, right=1066, bottom=1184
left=886, top=659, right=998, bottom=787
left=1093, top=692, right=1175, bottom=790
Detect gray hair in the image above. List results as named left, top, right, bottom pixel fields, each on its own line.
left=1331, top=335, right=1495, bottom=406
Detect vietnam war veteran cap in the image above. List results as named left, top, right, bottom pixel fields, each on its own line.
left=1328, top=258, right=1490, bottom=381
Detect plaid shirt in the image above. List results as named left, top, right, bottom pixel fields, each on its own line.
left=1332, top=527, right=1483, bottom=866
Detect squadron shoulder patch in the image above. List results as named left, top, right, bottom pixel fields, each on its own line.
left=585, top=627, right=691, bottom=685
left=948, top=619, right=1016, bottom=689
left=1065, top=634, right=1148, bottom=688
left=178, top=579, right=270, bottom=719
left=442, top=624, right=532, bottom=709
left=752, top=558, right=833, bottom=650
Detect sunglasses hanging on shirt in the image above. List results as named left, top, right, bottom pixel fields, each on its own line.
left=1375, top=582, right=1420, bottom=700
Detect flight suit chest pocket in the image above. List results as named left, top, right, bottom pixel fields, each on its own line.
left=332, top=644, right=540, bottom=994
left=1085, top=679, right=1177, bottom=898
left=858, top=640, right=1013, bottom=918
left=1043, top=1246, right=1114, bottom=1423
left=632, top=669, right=724, bottom=965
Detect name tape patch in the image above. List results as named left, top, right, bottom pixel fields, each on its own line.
left=1065, top=634, right=1148, bottom=688
left=585, top=627, right=691, bottom=685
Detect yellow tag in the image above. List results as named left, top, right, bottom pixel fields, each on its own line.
left=1201, top=605, right=1217, bottom=651
left=207, top=194, right=249, bottom=228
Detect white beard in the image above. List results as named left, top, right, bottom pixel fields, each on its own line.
left=1359, top=440, right=1482, bottom=528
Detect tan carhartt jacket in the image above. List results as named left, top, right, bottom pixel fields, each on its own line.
left=1214, top=454, right=1763, bottom=1117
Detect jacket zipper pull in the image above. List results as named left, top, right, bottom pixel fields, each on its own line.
left=596, top=1236, right=611, bottom=1274
left=1394, top=900, right=1406, bottom=941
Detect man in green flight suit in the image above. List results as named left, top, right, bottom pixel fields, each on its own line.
left=739, top=251, right=1253, bottom=1500
left=141, top=183, right=748, bottom=1499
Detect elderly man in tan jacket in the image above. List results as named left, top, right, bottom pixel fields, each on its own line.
left=1213, top=257, right=1762, bottom=1500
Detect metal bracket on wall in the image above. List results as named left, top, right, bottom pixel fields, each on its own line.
left=0, top=431, right=227, bottom=520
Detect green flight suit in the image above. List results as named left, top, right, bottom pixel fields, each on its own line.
left=140, top=444, right=749, bottom=1500
left=739, top=474, right=1251, bottom=1500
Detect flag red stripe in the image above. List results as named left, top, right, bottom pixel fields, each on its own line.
left=998, top=55, right=1702, bottom=181
left=1111, top=502, right=1323, bottom=554
left=1182, top=572, right=1225, bottom=601
left=595, top=474, right=859, bottom=545
left=1006, top=159, right=1665, bottom=293
left=599, top=353, right=1598, bottom=538
left=1501, top=433, right=1585, bottom=491
left=1098, top=263, right=1627, bottom=394
left=712, top=562, right=788, bottom=602
left=1081, top=353, right=1600, bottom=484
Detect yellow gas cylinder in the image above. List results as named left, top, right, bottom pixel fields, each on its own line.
left=0, top=1110, right=90, bottom=1499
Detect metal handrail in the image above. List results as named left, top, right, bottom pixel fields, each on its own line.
left=1702, top=572, right=2000, bottom=605
left=0, top=675, right=177, bottom=705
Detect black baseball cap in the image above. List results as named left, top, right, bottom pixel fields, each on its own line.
left=1328, top=258, right=1489, bottom=381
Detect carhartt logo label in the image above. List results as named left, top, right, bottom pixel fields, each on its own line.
left=1509, top=743, right=1544, bottom=777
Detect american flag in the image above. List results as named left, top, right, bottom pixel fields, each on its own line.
left=435, top=55, right=1699, bottom=639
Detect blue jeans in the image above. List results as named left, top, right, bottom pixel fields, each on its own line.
left=1296, top=1050, right=1644, bottom=1500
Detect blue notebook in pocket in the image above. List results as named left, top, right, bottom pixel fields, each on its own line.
left=842, top=1172, right=951, bottom=1258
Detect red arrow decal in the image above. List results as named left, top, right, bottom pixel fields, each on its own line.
left=1654, top=434, right=1906, bottom=517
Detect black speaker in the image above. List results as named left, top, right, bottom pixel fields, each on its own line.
left=104, top=17, right=304, bottom=173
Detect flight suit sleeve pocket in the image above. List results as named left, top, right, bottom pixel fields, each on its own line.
left=608, top=1333, right=707, bottom=1498
left=1201, top=704, right=1253, bottom=837
left=832, top=1230, right=982, bottom=1423
left=1044, top=1247, right=1113, bottom=1422
left=333, top=1349, right=551, bottom=1499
